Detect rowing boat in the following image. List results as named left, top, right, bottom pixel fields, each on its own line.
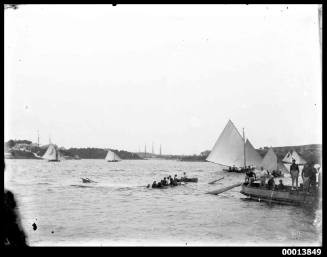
left=150, top=182, right=184, bottom=189
left=176, top=177, right=198, bottom=183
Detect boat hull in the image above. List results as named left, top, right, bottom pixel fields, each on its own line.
left=48, top=160, right=60, bottom=162
left=240, top=183, right=319, bottom=206
left=223, top=167, right=254, bottom=173
left=151, top=182, right=183, bottom=189
left=176, top=178, right=198, bottom=183
left=107, top=160, right=120, bottom=162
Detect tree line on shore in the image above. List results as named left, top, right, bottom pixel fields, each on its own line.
left=4, top=139, right=321, bottom=164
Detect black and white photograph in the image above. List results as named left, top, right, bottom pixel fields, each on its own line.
left=4, top=4, right=322, bottom=247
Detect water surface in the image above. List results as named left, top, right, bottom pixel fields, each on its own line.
left=4, top=159, right=322, bottom=246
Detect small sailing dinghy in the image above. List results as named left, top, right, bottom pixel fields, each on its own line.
left=105, top=150, right=121, bottom=162
left=42, top=144, right=63, bottom=162
left=206, top=120, right=262, bottom=173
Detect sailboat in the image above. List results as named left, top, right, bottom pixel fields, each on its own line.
left=105, top=150, right=121, bottom=162
left=42, top=144, right=62, bottom=162
left=282, top=150, right=307, bottom=173
left=206, top=120, right=262, bottom=173
left=260, top=147, right=288, bottom=177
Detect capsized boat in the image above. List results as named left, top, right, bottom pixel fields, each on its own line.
left=206, top=120, right=262, bottom=173
left=240, top=181, right=319, bottom=206
left=105, top=150, right=121, bottom=162
left=42, top=144, right=63, bottom=162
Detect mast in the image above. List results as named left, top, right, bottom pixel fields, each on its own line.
left=318, top=5, right=322, bottom=65
left=144, top=144, right=147, bottom=158
left=37, top=130, right=40, bottom=147
left=152, top=142, right=154, bottom=155
left=160, top=144, right=162, bottom=156
left=243, top=128, right=246, bottom=168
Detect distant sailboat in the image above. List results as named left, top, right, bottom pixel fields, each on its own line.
left=206, top=120, right=262, bottom=172
left=105, top=150, right=121, bottom=162
left=42, top=144, right=62, bottom=162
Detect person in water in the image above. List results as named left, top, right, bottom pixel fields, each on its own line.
left=290, top=159, right=300, bottom=190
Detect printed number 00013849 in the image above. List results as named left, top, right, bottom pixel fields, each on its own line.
left=282, top=249, right=321, bottom=255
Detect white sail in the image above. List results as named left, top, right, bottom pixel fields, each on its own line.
left=277, top=162, right=289, bottom=173
left=105, top=150, right=121, bottom=162
left=282, top=150, right=306, bottom=165
left=260, top=148, right=278, bottom=171
left=42, top=144, right=61, bottom=161
left=282, top=150, right=306, bottom=173
left=206, top=120, right=262, bottom=168
left=206, top=120, right=245, bottom=167
left=282, top=151, right=292, bottom=163
left=244, top=139, right=263, bottom=168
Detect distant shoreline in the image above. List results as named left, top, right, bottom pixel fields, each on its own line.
left=4, top=140, right=321, bottom=164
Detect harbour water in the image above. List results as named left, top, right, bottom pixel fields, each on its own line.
left=4, top=159, right=322, bottom=246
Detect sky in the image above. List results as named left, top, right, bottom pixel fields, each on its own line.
left=4, top=4, right=322, bottom=155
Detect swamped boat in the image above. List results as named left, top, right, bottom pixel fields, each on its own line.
left=240, top=181, right=320, bottom=206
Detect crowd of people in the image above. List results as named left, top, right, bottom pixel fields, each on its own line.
left=244, top=159, right=321, bottom=193
left=148, top=172, right=188, bottom=188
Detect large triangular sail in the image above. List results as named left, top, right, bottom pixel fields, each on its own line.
left=105, top=150, right=121, bottom=162
left=206, top=120, right=245, bottom=167
left=206, top=120, right=262, bottom=168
